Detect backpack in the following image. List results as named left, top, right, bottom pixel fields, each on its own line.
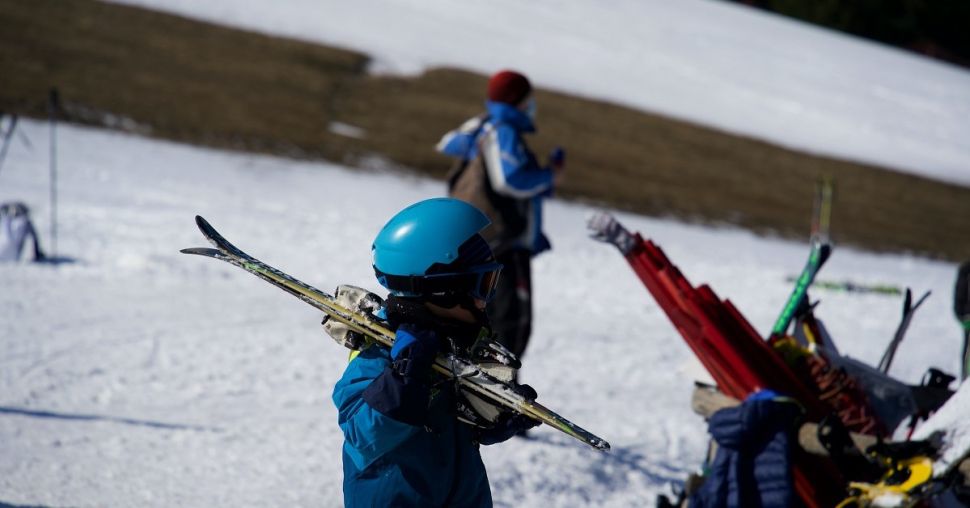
left=446, top=119, right=528, bottom=256
left=0, top=202, right=43, bottom=262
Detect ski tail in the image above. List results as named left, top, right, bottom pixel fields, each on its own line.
left=194, top=215, right=253, bottom=260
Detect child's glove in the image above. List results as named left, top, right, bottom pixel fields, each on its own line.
left=362, top=324, right=439, bottom=426
left=477, top=412, right=541, bottom=445
left=321, top=285, right=384, bottom=349
left=389, top=324, right=440, bottom=381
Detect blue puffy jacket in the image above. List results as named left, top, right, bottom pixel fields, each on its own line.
left=332, top=345, right=492, bottom=507
left=437, top=101, right=554, bottom=255
left=689, top=397, right=801, bottom=508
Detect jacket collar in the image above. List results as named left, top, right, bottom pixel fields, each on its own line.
left=384, top=295, right=486, bottom=344
left=485, top=101, right=536, bottom=133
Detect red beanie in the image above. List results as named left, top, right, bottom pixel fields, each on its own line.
left=487, top=70, right=532, bottom=105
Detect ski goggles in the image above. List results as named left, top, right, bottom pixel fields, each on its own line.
left=376, top=262, right=503, bottom=303
left=524, top=97, right=537, bottom=121
left=455, top=262, right=503, bottom=302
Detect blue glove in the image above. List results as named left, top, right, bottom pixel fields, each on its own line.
left=361, top=324, right=440, bottom=426
left=390, top=324, right=440, bottom=379
left=548, top=146, right=565, bottom=169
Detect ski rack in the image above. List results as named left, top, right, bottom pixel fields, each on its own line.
left=592, top=216, right=851, bottom=507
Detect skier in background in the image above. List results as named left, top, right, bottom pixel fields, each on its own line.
left=328, top=198, right=538, bottom=507
left=0, top=201, right=45, bottom=262
left=437, top=69, right=565, bottom=366
left=955, top=261, right=970, bottom=380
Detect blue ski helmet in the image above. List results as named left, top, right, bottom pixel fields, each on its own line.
left=373, top=198, right=502, bottom=302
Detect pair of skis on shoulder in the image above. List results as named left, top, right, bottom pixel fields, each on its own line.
left=182, top=215, right=610, bottom=451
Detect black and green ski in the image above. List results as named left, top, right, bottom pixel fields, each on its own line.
left=182, top=215, right=610, bottom=451
left=770, top=178, right=834, bottom=339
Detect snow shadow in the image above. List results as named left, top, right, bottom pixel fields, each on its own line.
left=0, top=406, right=221, bottom=432
left=526, top=432, right=688, bottom=487
left=0, top=502, right=59, bottom=508
left=33, top=255, right=80, bottom=266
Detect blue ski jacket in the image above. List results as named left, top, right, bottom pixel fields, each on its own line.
left=689, top=396, right=801, bottom=508
left=437, top=101, right=554, bottom=255
left=332, top=344, right=492, bottom=508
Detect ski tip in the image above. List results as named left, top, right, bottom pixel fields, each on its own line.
left=180, top=247, right=221, bottom=257
left=194, top=215, right=209, bottom=230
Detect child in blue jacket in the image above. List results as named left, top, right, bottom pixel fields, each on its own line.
left=330, top=198, right=538, bottom=507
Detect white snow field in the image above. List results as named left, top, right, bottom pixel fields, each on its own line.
left=107, top=0, right=970, bottom=187
left=0, top=119, right=962, bottom=507
left=5, top=2, right=970, bottom=506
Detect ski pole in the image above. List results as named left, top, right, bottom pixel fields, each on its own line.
left=962, top=328, right=969, bottom=381
left=878, top=289, right=930, bottom=374
left=48, top=89, right=59, bottom=260
left=0, top=113, right=17, bottom=180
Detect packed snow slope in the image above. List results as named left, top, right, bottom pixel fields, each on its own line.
left=0, top=120, right=962, bottom=507
left=107, top=0, right=970, bottom=187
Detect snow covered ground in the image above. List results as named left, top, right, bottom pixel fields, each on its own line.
left=1, top=120, right=963, bottom=507
left=4, top=2, right=969, bottom=505
left=107, top=0, right=970, bottom=187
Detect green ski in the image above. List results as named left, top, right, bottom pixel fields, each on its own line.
left=770, top=178, right=834, bottom=339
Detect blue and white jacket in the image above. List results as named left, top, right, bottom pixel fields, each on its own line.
left=437, top=101, right=555, bottom=255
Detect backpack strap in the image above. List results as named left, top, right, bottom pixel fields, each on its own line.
left=445, top=114, right=490, bottom=191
